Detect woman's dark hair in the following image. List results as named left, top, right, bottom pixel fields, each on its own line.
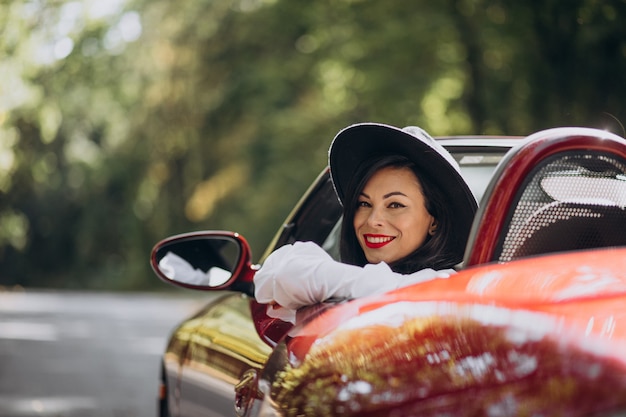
left=339, top=154, right=460, bottom=273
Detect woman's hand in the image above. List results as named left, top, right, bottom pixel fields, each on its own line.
left=254, top=241, right=337, bottom=309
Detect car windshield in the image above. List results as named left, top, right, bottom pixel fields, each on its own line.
left=456, top=152, right=505, bottom=203
left=320, top=146, right=510, bottom=261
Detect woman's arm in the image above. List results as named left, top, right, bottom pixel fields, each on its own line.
left=254, top=241, right=454, bottom=310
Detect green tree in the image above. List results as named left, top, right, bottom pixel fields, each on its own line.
left=1, top=0, right=625, bottom=290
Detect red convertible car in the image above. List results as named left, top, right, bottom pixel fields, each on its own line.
left=151, top=127, right=626, bottom=417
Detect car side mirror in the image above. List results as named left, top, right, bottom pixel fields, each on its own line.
left=150, top=231, right=255, bottom=295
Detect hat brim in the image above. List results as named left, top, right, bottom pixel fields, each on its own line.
left=328, top=123, right=478, bottom=258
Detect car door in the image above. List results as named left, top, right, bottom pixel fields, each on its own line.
left=174, top=169, right=343, bottom=417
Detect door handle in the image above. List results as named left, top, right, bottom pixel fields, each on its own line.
left=235, top=368, right=258, bottom=416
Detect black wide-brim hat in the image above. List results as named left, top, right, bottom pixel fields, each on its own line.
left=329, top=123, right=478, bottom=258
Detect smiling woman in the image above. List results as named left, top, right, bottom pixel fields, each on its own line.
left=352, top=163, right=435, bottom=266
left=253, top=123, right=478, bottom=320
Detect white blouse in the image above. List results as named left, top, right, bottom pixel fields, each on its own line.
left=254, top=241, right=455, bottom=322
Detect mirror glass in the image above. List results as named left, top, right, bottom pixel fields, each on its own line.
left=154, top=236, right=241, bottom=287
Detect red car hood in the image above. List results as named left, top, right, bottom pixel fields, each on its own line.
left=263, top=247, right=626, bottom=416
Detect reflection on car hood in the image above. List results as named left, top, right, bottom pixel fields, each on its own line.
left=260, top=248, right=626, bottom=416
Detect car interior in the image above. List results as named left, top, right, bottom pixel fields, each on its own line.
left=466, top=129, right=626, bottom=267
left=497, top=151, right=626, bottom=261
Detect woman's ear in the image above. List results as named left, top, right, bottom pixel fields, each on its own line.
left=428, top=219, right=438, bottom=236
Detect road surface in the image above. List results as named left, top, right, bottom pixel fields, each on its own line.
left=0, top=289, right=215, bottom=417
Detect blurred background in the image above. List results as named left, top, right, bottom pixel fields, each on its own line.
left=1, top=0, right=626, bottom=291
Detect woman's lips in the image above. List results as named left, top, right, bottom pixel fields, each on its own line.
left=364, top=234, right=395, bottom=249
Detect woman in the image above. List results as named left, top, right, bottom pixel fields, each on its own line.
left=254, top=123, right=477, bottom=317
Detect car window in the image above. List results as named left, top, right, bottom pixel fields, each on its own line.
left=262, top=170, right=343, bottom=262
left=321, top=217, right=342, bottom=261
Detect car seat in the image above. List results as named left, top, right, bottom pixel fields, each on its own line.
left=464, top=127, right=626, bottom=267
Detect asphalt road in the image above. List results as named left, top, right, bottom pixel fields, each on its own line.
left=0, top=289, right=214, bottom=417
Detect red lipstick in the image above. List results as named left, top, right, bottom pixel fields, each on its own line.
left=363, top=234, right=395, bottom=249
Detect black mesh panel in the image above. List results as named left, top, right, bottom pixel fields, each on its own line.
left=496, top=152, right=626, bottom=262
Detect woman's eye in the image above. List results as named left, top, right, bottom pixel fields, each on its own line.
left=357, top=201, right=371, bottom=208
left=389, top=202, right=406, bottom=209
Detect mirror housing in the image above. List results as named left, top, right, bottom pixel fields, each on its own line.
left=150, top=231, right=256, bottom=296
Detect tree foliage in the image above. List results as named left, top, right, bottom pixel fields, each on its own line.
left=1, top=0, right=625, bottom=289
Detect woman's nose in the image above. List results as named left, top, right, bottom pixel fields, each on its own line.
left=367, top=207, right=385, bottom=226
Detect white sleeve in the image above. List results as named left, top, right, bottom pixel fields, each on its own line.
left=253, top=241, right=455, bottom=310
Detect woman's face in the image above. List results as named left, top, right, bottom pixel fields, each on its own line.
left=353, top=166, right=435, bottom=265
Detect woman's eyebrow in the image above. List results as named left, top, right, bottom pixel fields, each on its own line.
left=384, top=191, right=407, bottom=199
left=360, top=191, right=409, bottom=199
